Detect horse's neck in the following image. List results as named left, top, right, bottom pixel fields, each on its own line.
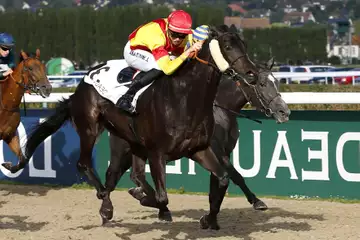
left=165, top=62, right=220, bottom=117
left=1, top=64, right=24, bottom=106
left=175, top=50, right=219, bottom=99
left=215, top=79, right=248, bottom=112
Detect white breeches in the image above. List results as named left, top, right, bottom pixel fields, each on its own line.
left=123, top=41, right=160, bottom=72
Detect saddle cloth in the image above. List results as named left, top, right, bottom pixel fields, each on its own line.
left=83, top=59, right=154, bottom=108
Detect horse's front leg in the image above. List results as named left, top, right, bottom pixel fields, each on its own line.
left=147, top=152, right=169, bottom=215
left=2, top=133, right=27, bottom=173
left=191, top=146, right=230, bottom=230
left=129, top=154, right=172, bottom=221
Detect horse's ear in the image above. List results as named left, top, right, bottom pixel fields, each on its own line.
left=36, top=49, right=40, bottom=58
left=229, top=24, right=238, bottom=33
left=209, top=26, right=219, bottom=38
left=266, top=57, right=274, bottom=70
left=216, top=25, right=229, bottom=33
left=20, top=50, right=28, bottom=60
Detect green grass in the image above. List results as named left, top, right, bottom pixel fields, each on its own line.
left=2, top=180, right=359, bottom=204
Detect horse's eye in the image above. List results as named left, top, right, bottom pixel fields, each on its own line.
left=28, top=67, right=33, bottom=71
left=225, top=45, right=231, bottom=50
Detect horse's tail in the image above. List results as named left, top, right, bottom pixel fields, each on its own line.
left=2, top=98, right=72, bottom=173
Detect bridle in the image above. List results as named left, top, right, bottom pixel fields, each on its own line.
left=192, top=32, right=280, bottom=117
left=236, top=70, right=281, bottom=117
left=17, top=58, right=45, bottom=95
left=0, top=57, right=47, bottom=97
left=0, top=57, right=48, bottom=113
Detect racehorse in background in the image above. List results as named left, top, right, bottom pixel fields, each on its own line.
left=1, top=49, right=52, bottom=172
left=108, top=60, right=290, bottom=230
left=4, top=25, right=287, bottom=228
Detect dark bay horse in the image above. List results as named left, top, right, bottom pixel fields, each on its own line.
left=4, top=25, right=286, bottom=226
left=108, top=61, right=290, bottom=230
left=0, top=49, right=51, bottom=171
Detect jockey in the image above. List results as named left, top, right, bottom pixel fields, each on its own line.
left=0, top=32, right=15, bottom=80
left=116, top=9, right=203, bottom=114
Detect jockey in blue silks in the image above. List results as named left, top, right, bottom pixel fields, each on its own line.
left=0, top=33, right=15, bottom=80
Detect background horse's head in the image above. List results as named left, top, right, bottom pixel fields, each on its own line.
left=237, top=58, right=290, bottom=123
left=207, top=25, right=290, bottom=123
left=18, top=49, right=52, bottom=98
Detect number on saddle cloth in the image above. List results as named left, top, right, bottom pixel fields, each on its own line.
left=117, top=67, right=138, bottom=84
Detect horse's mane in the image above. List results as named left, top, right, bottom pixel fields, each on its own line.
left=209, top=24, right=246, bottom=46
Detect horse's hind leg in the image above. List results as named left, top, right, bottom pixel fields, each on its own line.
left=99, top=137, right=132, bottom=224
left=73, top=117, right=105, bottom=201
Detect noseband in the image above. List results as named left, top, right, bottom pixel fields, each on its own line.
left=236, top=70, right=281, bottom=117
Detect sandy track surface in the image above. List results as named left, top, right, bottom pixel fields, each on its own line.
left=0, top=184, right=359, bottom=240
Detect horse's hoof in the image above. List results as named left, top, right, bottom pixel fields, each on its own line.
left=200, top=215, right=209, bottom=229
left=101, top=216, right=110, bottom=226
left=253, top=199, right=268, bottom=211
left=158, top=210, right=172, bottom=222
left=99, top=202, right=114, bottom=222
left=200, top=214, right=220, bottom=230
left=128, top=187, right=146, bottom=201
left=1, top=162, right=18, bottom=173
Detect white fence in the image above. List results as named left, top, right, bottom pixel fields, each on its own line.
left=48, top=70, right=360, bottom=85
left=39, top=70, right=360, bottom=107
left=272, top=71, right=360, bottom=85
left=48, top=71, right=360, bottom=80
left=23, top=92, right=360, bottom=105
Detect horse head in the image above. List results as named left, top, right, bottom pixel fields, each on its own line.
left=233, top=58, right=290, bottom=123
left=18, top=49, right=52, bottom=98
left=207, top=25, right=290, bottom=123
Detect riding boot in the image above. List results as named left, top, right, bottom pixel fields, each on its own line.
left=116, top=69, right=163, bottom=114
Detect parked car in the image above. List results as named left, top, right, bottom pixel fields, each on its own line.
left=353, top=76, right=360, bottom=85
left=291, top=65, right=335, bottom=84
left=277, top=65, right=297, bottom=84
left=333, top=68, right=360, bottom=85
left=309, top=67, right=355, bottom=84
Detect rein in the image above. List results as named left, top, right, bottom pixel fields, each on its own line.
left=193, top=51, right=218, bottom=69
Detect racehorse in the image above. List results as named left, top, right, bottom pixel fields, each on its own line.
left=0, top=49, right=51, bottom=171
left=108, top=61, right=290, bottom=230
left=3, top=25, right=286, bottom=227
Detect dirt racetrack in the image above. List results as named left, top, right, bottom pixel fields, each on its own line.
left=0, top=184, right=359, bottom=240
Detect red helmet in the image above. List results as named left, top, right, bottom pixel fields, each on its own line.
left=167, top=10, right=192, bottom=34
